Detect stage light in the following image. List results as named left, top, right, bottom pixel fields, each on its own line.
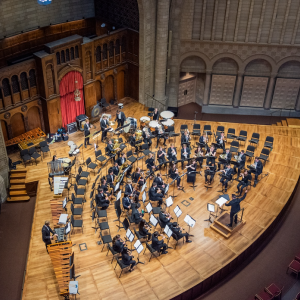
left=37, top=0, right=52, bottom=6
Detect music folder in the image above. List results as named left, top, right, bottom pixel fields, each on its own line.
left=149, top=215, right=158, bottom=227
left=165, top=196, right=173, bottom=207
left=216, top=197, right=228, bottom=207
left=69, top=281, right=78, bottom=294
left=141, top=182, right=147, bottom=193
left=117, top=189, right=122, bottom=201
left=184, top=214, right=196, bottom=228
left=174, top=205, right=182, bottom=218
left=146, top=202, right=152, bottom=213
left=142, top=191, right=147, bottom=202
left=165, top=184, right=169, bottom=194
left=207, top=203, right=215, bottom=212
left=126, top=229, right=134, bottom=242
left=115, top=181, right=120, bottom=192
left=65, top=222, right=71, bottom=235
left=62, top=197, right=67, bottom=209
left=134, top=240, right=144, bottom=254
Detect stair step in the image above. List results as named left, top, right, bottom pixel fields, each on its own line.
left=9, top=184, right=26, bottom=190
left=10, top=169, right=27, bottom=174
left=276, top=122, right=282, bottom=126
left=10, top=173, right=26, bottom=179
left=10, top=179, right=26, bottom=185
left=281, top=120, right=288, bottom=126
left=210, top=222, right=231, bottom=238
left=10, top=190, right=28, bottom=196
left=272, top=124, right=277, bottom=126
left=7, top=196, right=30, bottom=202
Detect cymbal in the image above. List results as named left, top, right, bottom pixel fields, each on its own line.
left=109, top=121, right=116, bottom=126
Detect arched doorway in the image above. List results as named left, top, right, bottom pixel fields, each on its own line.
left=104, top=75, right=114, bottom=102
left=27, top=106, right=42, bottom=130
left=117, top=71, right=125, bottom=100
left=11, top=113, right=25, bottom=137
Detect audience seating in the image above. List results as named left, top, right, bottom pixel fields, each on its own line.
left=287, top=260, right=300, bottom=278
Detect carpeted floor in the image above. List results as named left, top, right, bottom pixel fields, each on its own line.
left=0, top=197, right=36, bottom=300
left=176, top=103, right=286, bottom=125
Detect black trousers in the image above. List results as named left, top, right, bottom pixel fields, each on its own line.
left=205, top=174, right=214, bottom=183
left=155, top=243, right=167, bottom=253
left=237, top=182, right=247, bottom=194
left=123, top=260, right=136, bottom=269
left=102, top=130, right=107, bottom=142
left=44, top=240, right=52, bottom=252
left=178, top=232, right=190, bottom=242
left=84, top=137, right=90, bottom=146
left=140, top=232, right=151, bottom=240
left=229, top=211, right=238, bottom=226
left=117, top=119, right=124, bottom=128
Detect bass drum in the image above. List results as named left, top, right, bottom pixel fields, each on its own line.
left=124, top=119, right=131, bottom=133
left=91, top=104, right=102, bottom=118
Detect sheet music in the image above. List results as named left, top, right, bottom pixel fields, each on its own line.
left=149, top=214, right=158, bottom=226
left=165, top=196, right=173, bottom=207
left=69, top=281, right=78, bottom=294
left=207, top=203, right=215, bottom=212
left=216, top=197, right=228, bottom=207
left=134, top=240, right=144, bottom=254
left=141, top=182, right=147, bottom=192
left=117, top=189, right=121, bottom=201
left=126, top=229, right=131, bottom=239
left=54, top=176, right=68, bottom=195
left=164, top=224, right=173, bottom=238
left=62, top=197, right=67, bottom=208
left=146, top=202, right=152, bottom=213
left=58, top=214, right=68, bottom=225
left=165, top=184, right=169, bottom=194
left=128, top=232, right=134, bottom=242
left=65, top=222, right=71, bottom=234
left=174, top=205, right=182, bottom=218
left=142, top=191, right=146, bottom=202
left=184, top=214, right=196, bottom=228
left=115, top=182, right=120, bottom=192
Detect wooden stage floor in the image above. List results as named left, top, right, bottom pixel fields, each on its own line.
left=17, top=99, right=300, bottom=300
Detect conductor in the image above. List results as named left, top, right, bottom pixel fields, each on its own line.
left=225, top=190, right=248, bottom=228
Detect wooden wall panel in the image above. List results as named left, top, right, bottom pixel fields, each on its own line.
left=84, top=83, right=96, bottom=118
left=10, top=113, right=25, bottom=137
left=240, top=76, right=268, bottom=107
left=117, top=71, right=125, bottom=100
left=271, top=78, right=300, bottom=109
left=95, top=80, right=102, bottom=102
left=47, top=98, right=62, bottom=133
left=209, top=75, right=236, bottom=105
left=1, top=120, right=8, bottom=141
left=27, top=106, right=41, bottom=131
left=178, top=77, right=196, bottom=107
left=104, top=75, right=114, bottom=102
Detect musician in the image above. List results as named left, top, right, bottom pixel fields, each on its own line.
left=117, top=153, right=126, bottom=166
left=130, top=133, right=139, bottom=153
left=159, top=210, right=177, bottom=228
left=143, top=127, right=152, bottom=147
left=236, top=170, right=252, bottom=196
left=153, top=108, right=159, bottom=121
left=112, top=234, right=127, bottom=253
left=52, top=155, right=57, bottom=161
left=84, top=119, right=92, bottom=148
left=132, top=167, right=144, bottom=187
left=194, top=146, right=204, bottom=168
left=169, top=164, right=182, bottom=189
left=167, top=144, right=177, bottom=162
left=99, top=178, right=112, bottom=199
left=152, top=231, right=168, bottom=254
left=146, top=153, right=156, bottom=174
left=225, top=191, right=248, bottom=227
left=216, top=132, right=226, bottom=152
left=218, top=148, right=232, bottom=171
left=170, top=223, right=192, bottom=243
left=156, top=125, right=167, bottom=148
left=235, top=150, right=246, bottom=176
left=220, top=164, right=234, bottom=192
left=106, top=140, right=116, bottom=162
left=42, top=220, right=57, bottom=252
left=181, top=130, right=191, bottom=146
left=115, top=110, right=126, bottom=128
left=125, top=179, right=140, bottom=202
left=199, top=134, right=209, bottom=151
left=100, top=115, right=110, bottom=142
left=112, top=161, right=120, bottom=176
left=205, top=162, right=216, bottom=185
left=181, top=143, right=190, bottom=169
left=154, top=173, right=165, bottom=194
left=106, top=169, right=115, bottom=191
left=122, top=195, right=132, bottom=211
left=121, top=248, right=136, bottom=272
left=96, top=188, right=109, bottom=210
left=149, top=182, right=163, bottom=206
left=157, top=146, right=167, bottom=168
left=206, top=146, right=216, bottom=165
left=253, top=157, right=263, bottom=187
left=131, top=205, right=144, bottom=224
left=187, top=159, right=197, bottom=184
left=139, top=219, right=151, bottom=241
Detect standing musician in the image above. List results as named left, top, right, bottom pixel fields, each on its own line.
left=253, top=157, right=263, bottom=187
left=181, top=130, right=191, bottom=146
left=153, top=108, right=159, bottom=121
left=139, top=219, right=151, bottom=241
left=106, top=140, right=116, bottom=162
left=100, top=115, right=111, bottom=142
left=112, top=161, right=120, bottom=176
left=121, top=248, right=136, bottom=272
left=125, top=179, right=140, bottom=203
left=225, top=190, right=248, bottom=228
left=194, top=146, right=204, bottom=168
left=84, top=119, right=94, bottom=148
left=216, top=132, right=226, bottom=152
left=142, top=127, right=152, bottom=147
left=159, top=210, right=177, bottom=228
left=205, top=162, right=216, bottom=185
left=167, top=144, right=177, bottom=162
left=96, top=188, right=109, bottom=210
left=218, top=148, right=232, bottom=171
left=112, top=234, right=127, bottom=253
left=206, top=145, right=216, bottom=165
left=151, top=231, right=168, bottom=254
left=157, top=146, right=167, bottom=168
left=146, top=153, right=156, bottom=175
left=42, top=220, right=58, bottom=252
left=169, top=163, right=182, bottom=189
left=154, top=172, right=166, bottom=195
left=181, top=143, right=190, bottom=169
left=220, top=164, right=234, bottom=192
left=149, top=182, right=163, bottom=206
left=170, top=223, right=192, bottom=243
left=235, top=150, right=246, bottom=177
left=186, top=159, right=197, bottom=184
left=106, top=169, right=115, bottom=191
left=115, top=109, right=126, bottom=128
left=156, top=125, right=167, bottom=148
left=236, top=170, right=252, bottom=196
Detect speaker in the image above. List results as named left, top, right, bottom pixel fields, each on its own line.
left=167, top=106, right=178, bottom=117
left=76, top=114, right=88, bottom=131
left=67, top=122, right=78, bottom=135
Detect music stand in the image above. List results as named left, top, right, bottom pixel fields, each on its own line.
left=215, top=194, right=229, bottom=216
left=126, top=228, right=135, bottom=249
left=173, top=205, right=182, bottom=225
left=142, top=191, right=147, bottom=205
left=63, top=197, right=68, bottom=211
left=165, top=196, right=173, bottom=212
left=115, top=181, right=120, bottom=193
left=141, top=182, right=147, bottom=193
left=184, top=214, right=196, bottom=234
left=170, top=179, right=178, bottom=199
left=164, top=224, right=174, bottom=249
left=65, top=222, right=71, bottom=240
left=116, top=190, right=122, bottom=201
left=133, top=240, right=145, bottom=265
left=149, top=214, right=158, bottom=228
left=179, top=171, right=187, bottom=193
left=165, top=183, right=169, bottom=196
left=204, top=203, right=216, bottom=223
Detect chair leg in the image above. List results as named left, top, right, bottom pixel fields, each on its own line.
left=119, top=269, right=123, bottom=278
left=114, top=262, right=118, bottom=270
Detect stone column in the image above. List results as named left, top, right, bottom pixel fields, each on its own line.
left=264, top=73, right=277, bottom=109
left=0, top=88, right=4, bottom=108
left=154, top=0, right=170, bottom=108
left=0, top=120, right=9, bottom=196
left=233, top=72, right=244, bottom=108
left=296, top=89, right=300, bottom=111
left=27, top=78, right=31, bottom=98
left=7, top=124, right=13, bottom=140
left=18, top=80, right=23, bottom=101
left=203, top=70, right=212, bottom=106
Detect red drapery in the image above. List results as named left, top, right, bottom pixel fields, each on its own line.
left=59, top=71, right=85, bottom=128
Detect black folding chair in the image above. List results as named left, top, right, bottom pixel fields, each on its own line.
left=237, top=130, right=247, bottom=145
left=100, top=231, right=112, bottom=251
left=192, top=124, right=201, bottom=136
left=71, top=203, right=83, bottom=217
left=75, top=174, right=87, bottom=188
left=143, top=242, right=160, bottom=262
left=259, top=148, right=270, bottom=165
left=78, top=166, right=90, bottom=180
left=100, top=98, right=109, bottom=109
left=127, top=150, right=137, bottom=164
left=20, top=149, right=32, bottom=167
left=114, top=257, right=131, bottom=278
left=203, top=125, right=212, bottom=141
left=71, top=215, right=83, bottom=234
left=172, top=232, right=184, bottom=250
left=86, top=157, right=97, bottom=175
left=74, top=183, right=85, bottom=201
left=39, top=141, right=51, bottom=158
left=95, top=149, right=107, bottom=167
left=71, top=193, right=83, bottom=206
left=245, top=145, right=255, bottom=161
left=180, top=125, right=188, bottom=134
left=216, top=125, right=225, bottom=138
left=249, top=133, right=260, bottom=147
left=28, top=147, right=42, bottom=165
left=264, top=136, right=274, bottom=149
left=227, top=128, right=236, bottom=140
left=107, top=244, right=121, bottom=264
left=229, top=140, right=239, bottom=153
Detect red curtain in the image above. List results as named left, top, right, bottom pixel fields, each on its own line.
left=59, top=71, right=85, bottom=128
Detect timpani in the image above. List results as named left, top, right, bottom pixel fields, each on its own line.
left=140, top=116, right=150, bottom=128
left=149, top=120, right=159, bottom=132
left=160, top=110, right=174, bottom=119
left=161, top=118, right=175, bottom=130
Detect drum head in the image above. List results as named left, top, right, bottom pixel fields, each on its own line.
left=149, top=121, right=159, bottom=128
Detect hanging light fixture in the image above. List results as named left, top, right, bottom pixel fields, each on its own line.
left=74, top=79, right=81, bottom=101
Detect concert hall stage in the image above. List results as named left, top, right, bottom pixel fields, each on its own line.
left=11, top=99, right=300, bottom=300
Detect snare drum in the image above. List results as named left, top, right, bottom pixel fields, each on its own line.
left=149, top=120, right=159, bottom=132
left=161, top=118, right=174, bottom=129
left=63, top=158, right=71, bottom=164
left=140, top=116, right=150, bottom=128
left=160, top=110, right=174, bottom=119
left=62, top=163, right=69, bottom=168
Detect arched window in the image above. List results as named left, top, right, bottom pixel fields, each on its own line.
left=75, top=46, right=79, bottom=58
left=71, top=47, right=74, bottom=60
left=109, top=41, right=114, bottom=57
left=96, top=46, right=101, bottom=62
left=56, top=52, right=60, bottom=65
left=2, top=78, right=11, bottom=97
left=122, top=37, right=126, bottom=52
left=29, top=69, right=36, bottom=87
left=66, top=49, right=70, bottom=62
left=20, top=72, right=28, bottom=90
left=103, top=44, right=107, bottom=60
left=61, top=50, right=65, bottom=63
left=115, top=39, right=120, bottom=55
left=11, top=75, right=20, bottom=93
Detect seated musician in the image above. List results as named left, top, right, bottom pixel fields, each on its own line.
left=121, top=248, right=136, bottom=272
left=106, top=140, right=114, bottom=158
left=205, top=162, right=216, bottom=185
left=143, top=127, right=152, bottom=147
left=117, top=153, right=126, bottom=166
left=112, top=161, right=120, bottom=176
left=253, top=157, right=263, bottom=187
left=169, top=163, right=182, bottom=189
left=132, top=167, right=144, bottom=187
left=186, top=159, right=197, bottom=184
left=206, top=146, right=216, bottom=165
left=130, top=133, right=139, bottom=153
left=106, top=169, right=115, bottom=191
left=153, top=108, right=159, bottom=121
left=216, top=132, right=226, bottom=152
left=181, top=143, right=190, bottom=169
left=167, top=144, right=177, bottom=162
left=112, top=234, right=127, bottom=253
left=218, top=148, right=232, bottom=171
left=156, top=125, right=167, bottom=148
left=99, top=178, right=111, bottom=196
left=159, top=210, right=177, bottom=228
left=96, top=188, right=109, bottom=210
left=194, top=146, right=204, bottom=168
left=131, top=205, right=144, bottom=224
left=154, top=173, right=165, bottom=194
left=236, top=170, right=252, bottom=196
left=157, top=146, right=167, bottom=168
left=151, top=231, right=168, bottom=254
left=170, top=223, right=192, bottom=243
left=181, top=130, right=190, bottom=147
left=122, top=195, right=132, bottom=211
left=235, top=150, right=246, bottom=176
left=139, top=219, right=151, bottom=241
left=220, top=164, right=234, bottom=192
left=125, top=179, right=140, bottom=203
left=146, top=153, right=156, bottom=175
left=149, top=182, right=163, bottom=206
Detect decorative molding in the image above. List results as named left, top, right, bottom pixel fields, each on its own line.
left=21, top=105, right=27, bottom=112
left=57, top=65, right=83, bottom=81
left=4, top=112, right=10, bottom=119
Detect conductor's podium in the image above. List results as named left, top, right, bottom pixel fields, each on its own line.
left=210, top=211, right=246, bottom=238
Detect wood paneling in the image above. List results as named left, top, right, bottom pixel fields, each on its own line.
left=117, top=71, right=125, bottom=100
left=27, top=106, right=41, bottom=131
left=95, top=80, right=102, bottom=102
left=210, top=75, right=236, bottom=105
left=47, top=98, right=62, bottom=133
left=1, top=120, right=8, bottom=141
left=178, top=77, right=196, bottom=107
left=84, top=83, right=96, bottom=118
left=104, top=75, right=114, bottom=102
left=10, top=113, right=25, bottom=137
